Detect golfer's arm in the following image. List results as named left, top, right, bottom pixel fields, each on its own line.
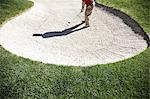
left=82, top=1, right=85, bottom=9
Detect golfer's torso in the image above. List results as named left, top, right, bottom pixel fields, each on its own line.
left=83, top=0, right=94, bottom=6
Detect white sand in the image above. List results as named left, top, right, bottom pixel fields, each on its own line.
left=0, top=0, right=147, bottom=66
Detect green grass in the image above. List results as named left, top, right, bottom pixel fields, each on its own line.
left=0, top=0, right=150, bottom=98
left=97, top=0, right=150, bottom=34
left=0, top=0, right=33, bottom=25
left=0, top=46, right=150, bottom=98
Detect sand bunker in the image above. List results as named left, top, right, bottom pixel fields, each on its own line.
left=0, top=0, right=147, bottom=66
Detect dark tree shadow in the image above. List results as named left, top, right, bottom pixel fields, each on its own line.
left=33, top=21, right=88, bottom=38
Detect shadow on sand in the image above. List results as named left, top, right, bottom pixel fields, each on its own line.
left=33, top=21, right=87, bottom=38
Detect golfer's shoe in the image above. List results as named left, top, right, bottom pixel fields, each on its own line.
left=85, top=24, right=90, bottom=27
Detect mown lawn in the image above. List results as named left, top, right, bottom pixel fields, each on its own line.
left=0, top=0, right=149, bottom=98
left=0, top=0, right=33, bottom=25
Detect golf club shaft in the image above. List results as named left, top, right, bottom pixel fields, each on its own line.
left=67, top=12, right=82, bottom=25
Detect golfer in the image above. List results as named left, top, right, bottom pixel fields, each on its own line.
left=81, top=0, right=94, bottom=27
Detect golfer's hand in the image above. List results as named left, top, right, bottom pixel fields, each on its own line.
left=81, top=8, right=84, bottom=13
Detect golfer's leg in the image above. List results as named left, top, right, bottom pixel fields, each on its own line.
left=85, top=13, right=89, bottom=26
left=85, top=5, right=93, bottom=26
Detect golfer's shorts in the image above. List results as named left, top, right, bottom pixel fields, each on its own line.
left=85, top=4, right=94, bottom=16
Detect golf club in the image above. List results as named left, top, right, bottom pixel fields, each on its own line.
left=67, top=12, right=83, bottom=26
